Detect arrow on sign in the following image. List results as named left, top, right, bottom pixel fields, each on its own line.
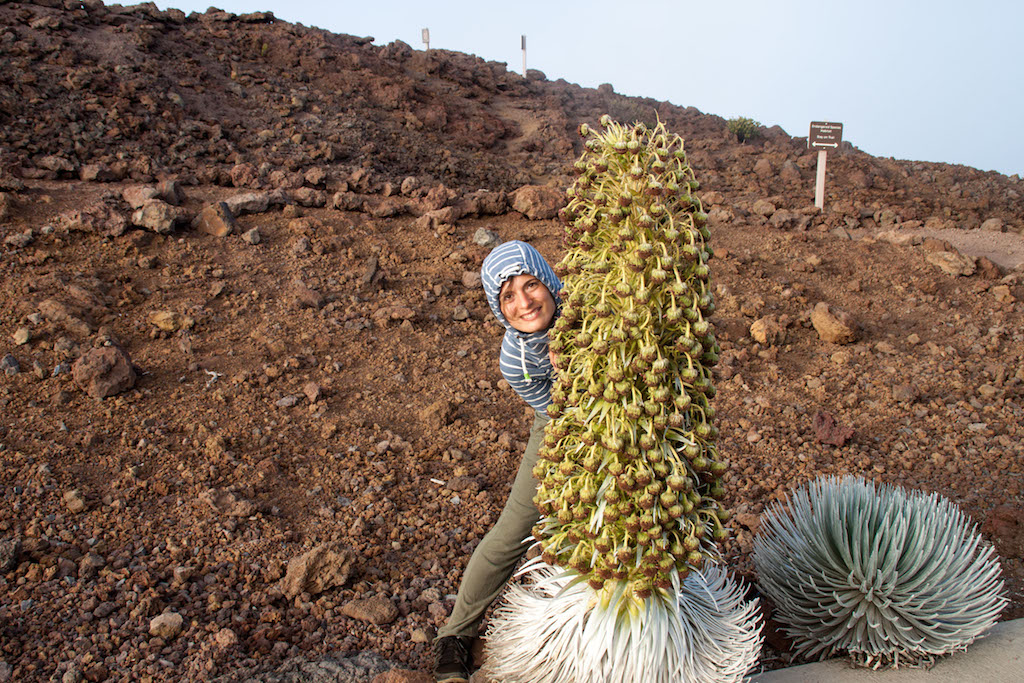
left=812, top=142, right=838, bottom=148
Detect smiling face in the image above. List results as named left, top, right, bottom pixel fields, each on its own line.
left=499, top=273, right=556, bottom=333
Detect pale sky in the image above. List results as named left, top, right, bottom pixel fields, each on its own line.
left=152, top=0, right=1023, bottom=177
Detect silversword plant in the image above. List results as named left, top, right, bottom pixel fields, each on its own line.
left=754, top=475, right=1006, bottom=666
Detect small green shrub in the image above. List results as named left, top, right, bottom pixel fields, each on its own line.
left=726, top=116, right=761, bottom=143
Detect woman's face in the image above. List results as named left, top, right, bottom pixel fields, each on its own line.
left=499, top=274, right=556, bottom=333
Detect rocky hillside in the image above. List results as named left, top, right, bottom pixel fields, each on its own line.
left=3, top=0, right=1022, bottom=232
left=1, top=2, right=1023, bottom=682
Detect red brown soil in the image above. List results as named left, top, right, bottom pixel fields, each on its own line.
left=1, top=2, right=1023, bottom=681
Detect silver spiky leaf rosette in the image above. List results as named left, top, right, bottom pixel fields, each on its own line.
left=482, top=557, right=763, bottom=683
left=753, top=475, right=1006, bottom=667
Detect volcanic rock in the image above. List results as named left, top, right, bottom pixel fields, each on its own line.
left=149, top=611, right=185, bottom=639
left=752, top=199, right=776, bottom=217
left=750, top=316, right=784, bottom=345
left=60, top=201, right=129, bottom=237
left=157, top=179, right=185, bottom=205
left=473, top=228, right=501, bottom=248
left=811, top=410, right=854, bottom=446
left=149, top=310, right=194, bottom=332
left=79, top=163, right=120, bottom=182
left=72, top=344, right=136, bottom=398
left=810, top=302, right=859, bottom=344
left=224, top=191, right=271, bottom=215
left=342, top=597, right=399, bottom=625
left=279, top=543, right=356, bottom=599
left=0, top=537, right=21, bottom=572
left=892, top=383, right=920, bottom=403
left=3, top=230, right=32, bottom=248
left=927, top=250, right=976, bottom=277
left=132, top=199, right=186, bottom=234
left=123, top=185, right=159, bottom=209
left=459, top=190, right=507, bottom=217
left=510, top=185, right=563, bottom=220
left=193, top=202, right=237, bottom=237
left=420, top=399, right=455, bottom=429
left=63, top=489, right=87, bottom=514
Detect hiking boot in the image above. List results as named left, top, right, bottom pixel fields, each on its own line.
left=433, top=635, right=474, bottom=682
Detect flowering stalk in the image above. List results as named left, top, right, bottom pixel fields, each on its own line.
left=483, top=117, right=761, bottom=683
left=534, top=115, right=727, bottom=604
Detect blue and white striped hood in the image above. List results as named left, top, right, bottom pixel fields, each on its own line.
left=480, top=240, right=562, bottom=412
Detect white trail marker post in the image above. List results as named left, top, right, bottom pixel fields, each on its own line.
left=808, top=121, right=843, bottom=209
left=521, top=35, right=527, bottom=77
left=422, top=28, right=429, bottom=51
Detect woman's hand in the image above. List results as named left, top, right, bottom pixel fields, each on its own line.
left=549, top=347, right=558, bottom=370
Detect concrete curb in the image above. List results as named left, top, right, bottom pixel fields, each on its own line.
left=749, top=618, right=1024, bottom=682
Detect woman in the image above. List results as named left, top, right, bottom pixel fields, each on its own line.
left=433, top=239, right=561, bottom=682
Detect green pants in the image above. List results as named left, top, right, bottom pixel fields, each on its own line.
left=437, top=411, right=550, bottom=639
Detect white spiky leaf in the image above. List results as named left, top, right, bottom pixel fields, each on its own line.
left=483, top=559, right=763, bottom=683
left=753, top=475, right=1006, bottom=665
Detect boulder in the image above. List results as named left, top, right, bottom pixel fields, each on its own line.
left=751, top=199, right=776, bottom=217
left=779, top=160, right=801, bottom=183
left=812, top=410, right=854, bottom=446
left=980, top=217, right=1005, bottom=233
left=342, top=597, right=399, bottom=625
left=148, top=310, right=194, bottom=332
left=123, top=185, right=159, bottom=209
left=149, top=612, right=184, bottom=639
left=750, top=316, right=784, bottom=345
left=810, top=302, right=858, bottom=344
left=768, top=209, right=807, bottom=231
left=292, top=187, right=328, bottom=208
left=510, top=185, right=563, bottom=220
left=156, top=179, right=184, bottom=205
left=753, top=158, right=773, bottom=178
left=72, top=345, right=136, bottom=399
left=926, top=250, right=976, bottom=277
left=193, top=202, right=237, bottom=237
left=458, top=190, right=507, bottom=217
left=0, top=537, right=21, bottom=572
left=473, top=228, right=501, bottom=248
left=132, top=200, right=186, bottom=234
left=79, top=164, right=120, bottom=182
left=279, top=543, right=356, bottom=599
left=60, top=201, right=129, bottom=237
left=230, top=162, right=259, bottom=188
left=419, top=399, right=454, bottom=430
left=224, top=192, right=270, bottom=215
left=63, top=489, right=87, bottom=514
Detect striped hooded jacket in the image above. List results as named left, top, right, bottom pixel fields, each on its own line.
left=480, top=240, right=562, bottom=412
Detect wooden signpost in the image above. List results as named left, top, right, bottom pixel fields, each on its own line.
left=808, top=121, right=843, bottom=209
left=422, top=28, right=430, bottom=51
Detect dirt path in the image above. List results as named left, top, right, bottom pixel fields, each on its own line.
left=902, top=228, right=1024, bottom=271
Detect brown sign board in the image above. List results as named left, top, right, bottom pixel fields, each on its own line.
left=809, top=121, right=843, bottom=149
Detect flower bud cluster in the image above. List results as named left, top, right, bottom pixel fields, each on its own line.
left=535, top=115, right=729, bottom=601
